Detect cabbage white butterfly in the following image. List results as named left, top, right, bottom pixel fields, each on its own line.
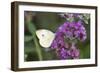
left=36, top=29, right=55, bottom=48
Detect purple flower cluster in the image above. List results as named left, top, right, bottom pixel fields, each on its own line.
left=50, top=21, right=86, bottom=59
left=57, top=43, right=80, bottom=59
left=50, top=31, right=65, bottom=49
left=59, top=21, right=86, bottom=41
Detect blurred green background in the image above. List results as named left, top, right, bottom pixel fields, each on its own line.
left=24, top=11, right=90, bottom=61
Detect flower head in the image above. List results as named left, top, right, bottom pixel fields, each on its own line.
left=68, top=43, right=80, bottom=59
left=57, top=48, right=69, bottom=59
left=58, top=21, right=87, bottom=41
left=50, top=16, right=86, bottom=60
left=55, top=43, right=80, bottom=59
left=51, top=31, right=65, bottom=49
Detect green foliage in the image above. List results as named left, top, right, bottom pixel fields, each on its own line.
left=78, top=42, right=90, bottom=59
left=26, top=22, right=36, bottom=36
left=35, top=12, right=66, bottom=32
left=24, top=35, right=33, bottom=42
left=24, top=41, right=35, bottom=53
left=82, top=14, right=90, bottom=24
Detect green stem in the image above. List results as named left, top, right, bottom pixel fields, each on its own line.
left=26, top=21, right=43, bottom=61
left=33, top=36, right=43, bottom=61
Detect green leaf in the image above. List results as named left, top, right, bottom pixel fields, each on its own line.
left=83, top=14, right=90, bottom=20
left=83, top=19, right=88, bottom=24
left=83, top=14, right=90, bottom=24
left=24, top=35, right=33, bottom=42
left=67, top=17, right=74, bottom=22
left=26, top=22, right=36, bottom=36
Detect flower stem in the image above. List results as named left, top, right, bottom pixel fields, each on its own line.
left=33, top=36, right=43, bottom=61
left=26, top=21, right=43, bottom=61
left=26, top=12, right=43, bottom=61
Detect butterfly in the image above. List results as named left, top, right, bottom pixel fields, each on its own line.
left=36, top=29, right=55, bottom=48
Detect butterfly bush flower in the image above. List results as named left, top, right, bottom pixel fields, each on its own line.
left=51, top=20, right=86, bottom=59
left=57, top=48, right=70, bottom=59
left=59, top=21, right=87, bottom=41
left=51, top=31, right=65, bottom=49
left=68, top=43, right=80, bottom=59
left=54, top=42, right=80, bottom=59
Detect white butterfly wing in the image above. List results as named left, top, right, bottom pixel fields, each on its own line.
left=36, top=29, right=55, bottom=48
